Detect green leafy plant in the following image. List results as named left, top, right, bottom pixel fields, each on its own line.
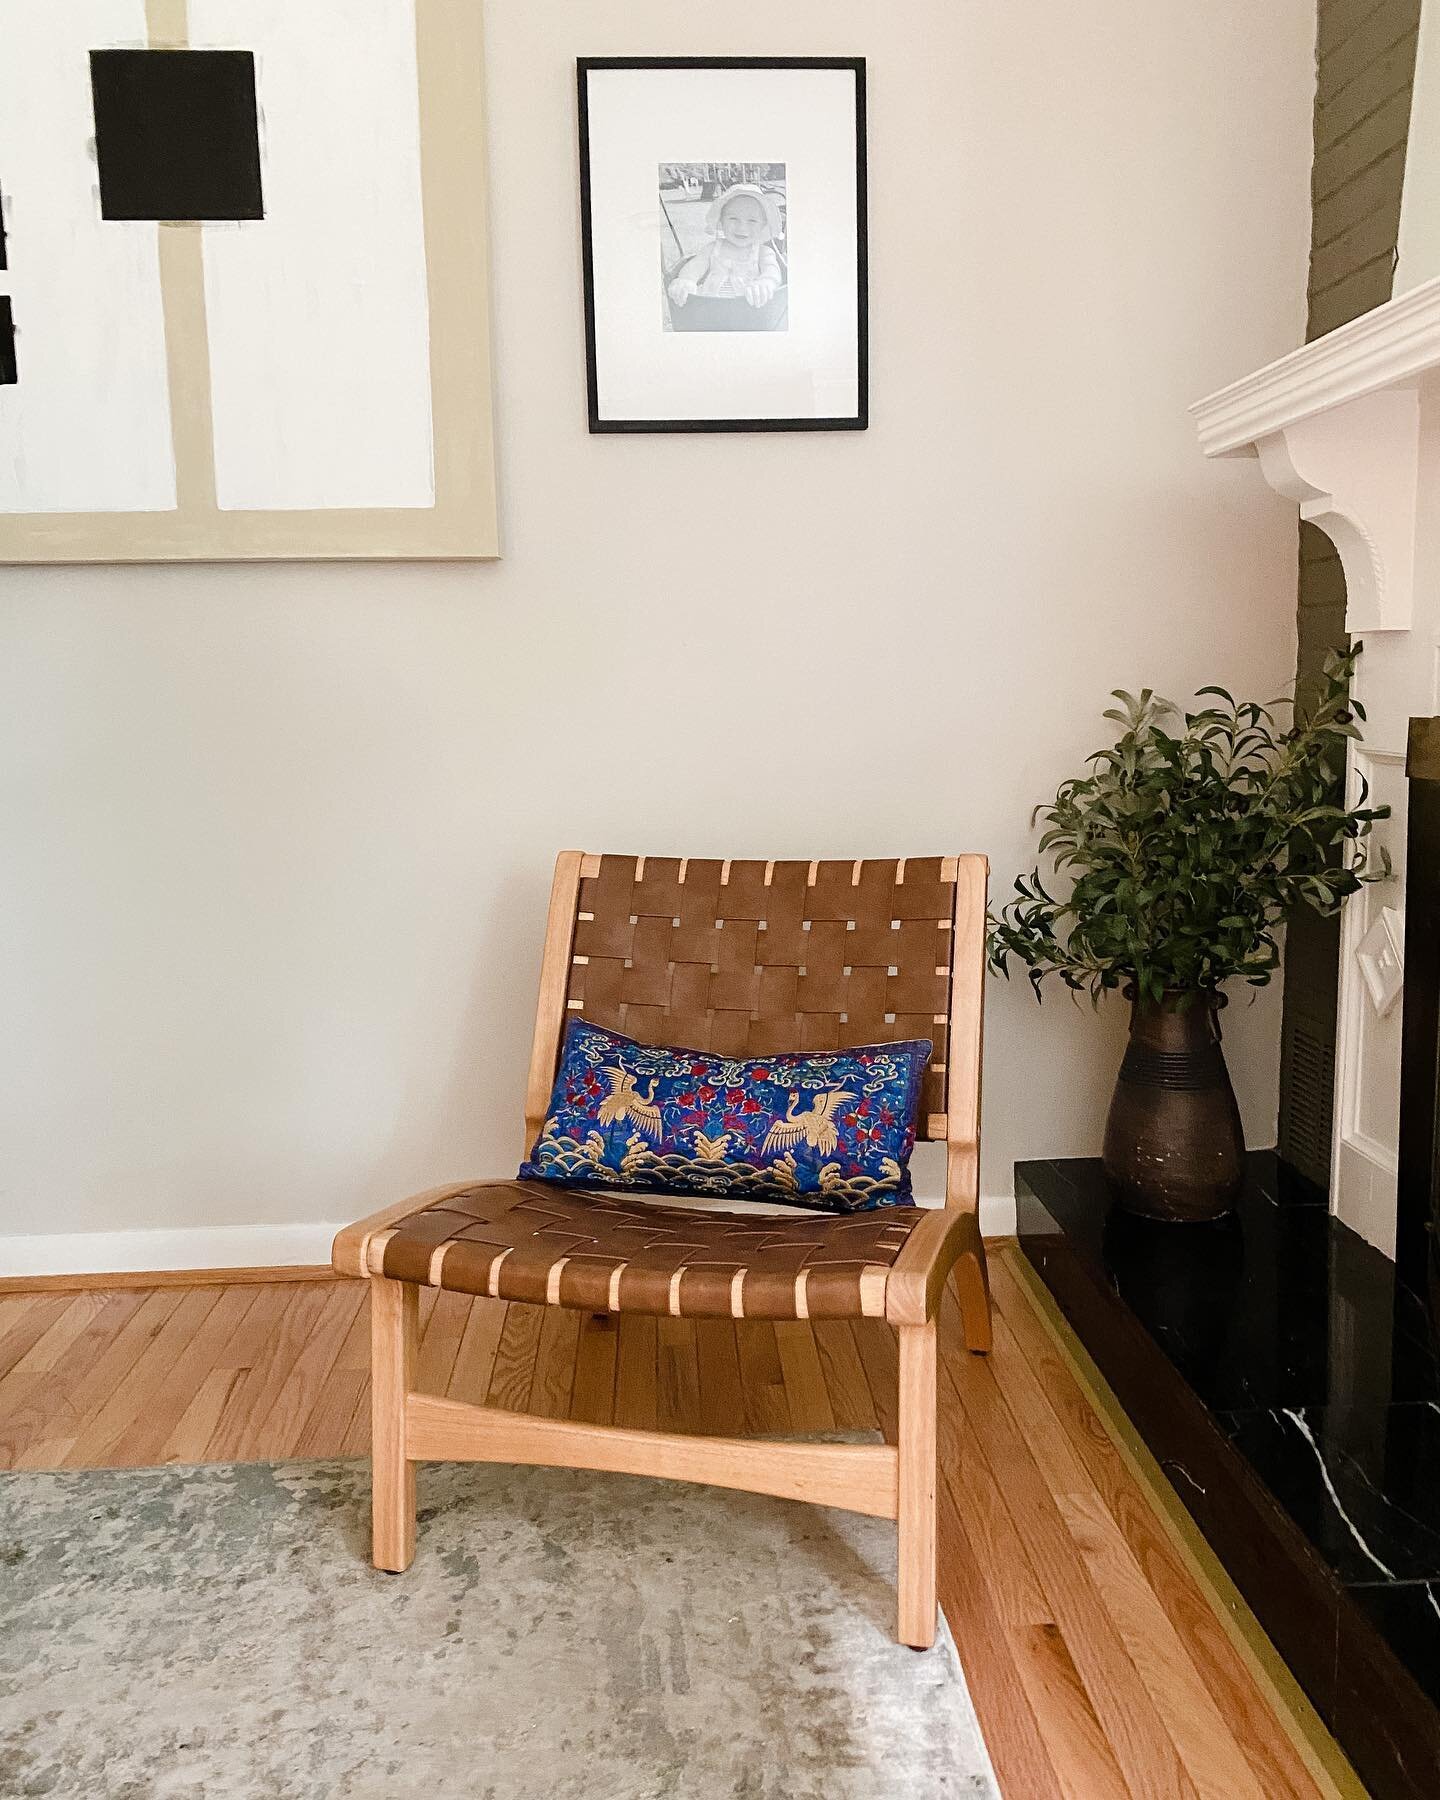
left=988, top=646, right=1390, bottom=1003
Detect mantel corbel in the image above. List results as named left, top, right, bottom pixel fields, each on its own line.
left=1191, top=272, right=1440, bottom=635
left=1250, top=390, right=1418, bottom=633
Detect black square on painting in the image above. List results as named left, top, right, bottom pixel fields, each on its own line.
left=0, top=298, right=16, bottom=386
left=90, top=49, right=263, bottom=222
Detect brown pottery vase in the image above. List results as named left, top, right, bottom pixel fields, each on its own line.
left=1102, top=989, right=1245, bottom=1221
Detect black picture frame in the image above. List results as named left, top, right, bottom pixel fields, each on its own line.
left=577, top=57, right=868, bottom=434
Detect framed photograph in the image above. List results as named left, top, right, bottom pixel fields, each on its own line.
left=577, top=57, right=867, bottom=434
left=0, top=0, right=497, bottom=565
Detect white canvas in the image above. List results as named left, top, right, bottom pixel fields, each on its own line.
left=192, top=0, right=436, bottom=512
left=584, top=66, right=861, bottom=423
left=0, top=0, right=177, bottom=515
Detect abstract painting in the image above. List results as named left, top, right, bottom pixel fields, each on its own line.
left=0, top=0, right=497, bottom=563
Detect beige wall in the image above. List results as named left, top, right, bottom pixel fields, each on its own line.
left=0, top=0, right=1317, bottom=1260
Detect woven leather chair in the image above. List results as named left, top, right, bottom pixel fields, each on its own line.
left=333, top=851, right=990, bottom=1649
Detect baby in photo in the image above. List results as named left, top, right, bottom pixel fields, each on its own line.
left=667, top=183, right=784, bottom=309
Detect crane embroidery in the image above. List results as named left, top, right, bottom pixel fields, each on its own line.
left=519, top=1018, right=931, bottom=1208
left=762, top=1088, right=857, bottom=1158
left=596, top=1067, right=664, bottom=1142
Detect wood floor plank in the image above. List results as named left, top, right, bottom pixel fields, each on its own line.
left=694, top=1320, right=747, bottom=1437
left=941, top=1328, right=1200, bottom=1800
left=0, top=1296, right=41, bottom=1349
left=293, top=1370, right=367, bottom=1461
left=290, top=1291, right=378, bottom=1459
left=978, top=1285, right=1267, bottom=1800
left=162, top=1368, right=247, bottom=1466
left=656, top=1318, right=702, bottom=1434
left=989, top=1256, right=1330, bottom=1800
left=935, top=1340, right=1131, bottom=1800
left=26, top=1289, right=188, bottom=1460
left=1059, top=1487, right=1272, bottom=1800
left=6, top=1293, right=112, bottom=1378
left=529, top=1304, right=581, bottom=1420
left=935, top=1467, right=1070, bottom=1800
left=240, top=1284, right=367, bottom=1461
left=812, top=1320, right=878, bottom=1431
left=418, top=1287, right=440, bottom=1333
left=415, top=1289, right=472, bottom=1397
left=487, top=1302, right=545, bottom=1413
left=333, top=1288, right=374, bottom=1372
left=446, top=1299, right=507, bottom=1407
left=208, top=1283, right=301, bottom=1374
left=338, top=1373, right=373, bottom=1457
left=773, top=1321, right=836, bottom=1432
left=736, top=1321, right=792, bottom=1435
left=0, top=1290, right=150, bottom=1466
left=851, top=1318, right=899, bottom=1441
left=0, top=1296, right=73, bottom=1383
left=0, top=1373, right=46, bottom=1469
left=204, top=1285, right=338, bottom=1463
left=570, top=1312, right=619, bottom=1426
left=66, top=1288, right=226, bottom=1467
left=613, top=1316, right=658, bottom=1432
left=102, top=1287, right=263, bottom=1468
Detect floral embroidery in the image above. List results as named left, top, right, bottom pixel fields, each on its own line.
left=519, top=1020, right=930, bottom=1213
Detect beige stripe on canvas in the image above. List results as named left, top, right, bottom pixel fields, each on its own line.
left=148, top=0, right=218, bottom=515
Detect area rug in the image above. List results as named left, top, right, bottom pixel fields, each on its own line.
left=0, top=1457, right=999, bottom=1799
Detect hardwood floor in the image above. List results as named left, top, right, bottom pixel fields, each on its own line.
left=0, top=1249, right=1354, bottom=1799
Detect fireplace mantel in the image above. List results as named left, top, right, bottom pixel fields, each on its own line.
left=1191, top=274, right=1440, bottom=632
left=1191, top=279, right=1440, bottom=1254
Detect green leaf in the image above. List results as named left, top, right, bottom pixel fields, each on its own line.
left=988, top=646, right=1390, bottom=998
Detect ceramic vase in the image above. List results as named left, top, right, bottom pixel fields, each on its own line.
left=1102, top=989, right=1245, bottom=1221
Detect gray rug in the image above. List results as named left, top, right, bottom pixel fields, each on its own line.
left=0, top=1457, right=999, bottom=1800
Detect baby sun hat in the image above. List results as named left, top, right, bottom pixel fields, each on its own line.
left=706, top=183, right=783, bottom=241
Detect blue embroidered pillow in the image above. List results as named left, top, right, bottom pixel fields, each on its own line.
left=519, top=1019, right=931, bottom=1213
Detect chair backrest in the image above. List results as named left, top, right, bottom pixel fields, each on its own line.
left=524, top=853, right=988, bottom=1207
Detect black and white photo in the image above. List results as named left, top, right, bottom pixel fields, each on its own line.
left=578, top=59, right=866, bottom=431
left=660, top=163, right=788, bottom=333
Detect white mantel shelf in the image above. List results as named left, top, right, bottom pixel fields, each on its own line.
left=1190, top=273, right=1440, bottom=632
left=1192, top=271, right=1440, bottom=454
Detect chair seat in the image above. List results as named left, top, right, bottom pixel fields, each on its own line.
left=355, top=1180, right=967, bottom=1323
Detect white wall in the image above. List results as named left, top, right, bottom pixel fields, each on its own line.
left=0, top=0, right=1317, bottom=1271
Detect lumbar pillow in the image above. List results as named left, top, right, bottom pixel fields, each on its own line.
left=519, top=1018, right=931, bottom=1213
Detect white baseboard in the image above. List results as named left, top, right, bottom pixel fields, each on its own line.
left=0, top=1222, right=348, bottom=1280
left=2, top=1194, right=1018, bottom=1281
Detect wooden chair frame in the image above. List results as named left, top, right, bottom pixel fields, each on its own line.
left=334, top=851, right=990, bottom=1649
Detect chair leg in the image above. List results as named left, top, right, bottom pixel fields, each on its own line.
left=896, top=1320, right=937, bottom=1649
left=954, top=1241, right=993, bottom=1356
left=370, top=1275, right=418, bottom=1572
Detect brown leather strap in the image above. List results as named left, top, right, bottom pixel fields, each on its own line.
left=565, top=857, right=956, bottom=1130
left=375, top=1180, right=963, bottom=1323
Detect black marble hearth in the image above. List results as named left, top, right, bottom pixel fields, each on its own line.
left=1019, top=1152, right=1440, bottom=1800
